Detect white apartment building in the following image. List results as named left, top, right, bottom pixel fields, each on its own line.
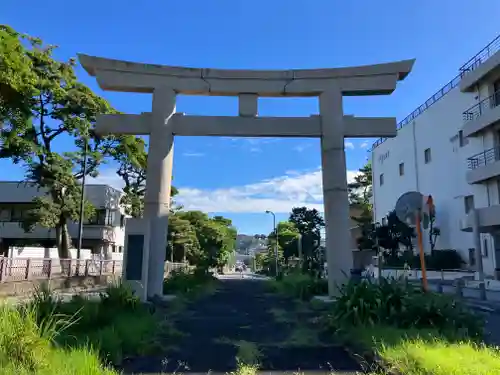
left=372, top=34, right=500, bottom=277
left=0, top=182, right=126, bottom=258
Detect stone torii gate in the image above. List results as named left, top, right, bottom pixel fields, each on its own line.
left=79, top=54, right=414, bottom=299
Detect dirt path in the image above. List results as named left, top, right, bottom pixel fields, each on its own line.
left=120, top=277, right=361, bottom=374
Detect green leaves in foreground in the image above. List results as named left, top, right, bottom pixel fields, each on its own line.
left=328, top=277, right=483, bottom=338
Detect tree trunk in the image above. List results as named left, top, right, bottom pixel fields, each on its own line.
left=56, top=216, right=72, bottom=275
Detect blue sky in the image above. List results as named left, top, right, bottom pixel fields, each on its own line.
left=1, top=0, right=500, bottom=235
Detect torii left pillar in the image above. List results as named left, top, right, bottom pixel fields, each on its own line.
left=144, top=87, right=176, bottom=298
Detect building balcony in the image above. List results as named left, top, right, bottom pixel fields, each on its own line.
left=460, top=205, right=500, bottom=232
left=466, top=146, right=500, bottom=184
left=462, top=91, right=500, bottom=137
left=460, top=35, right=500, bottom=92
left=0, top=222, right=122, bottom=243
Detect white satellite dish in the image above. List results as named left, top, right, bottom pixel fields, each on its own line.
left=395, top=191, right=424, bottom=227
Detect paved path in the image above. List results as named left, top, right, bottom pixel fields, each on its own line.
left=120, top=276, right=361, bottom=374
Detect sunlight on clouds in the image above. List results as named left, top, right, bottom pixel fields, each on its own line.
left=89, top=167, right=360, bottom=214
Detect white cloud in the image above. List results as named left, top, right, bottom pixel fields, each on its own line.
left=89, top=167, right=360, bottom=214
left=360, top=141, right=369, bottom=149
left=183, top=152, right=205, bottom=157
left=344, top=141, right=354, bottom=150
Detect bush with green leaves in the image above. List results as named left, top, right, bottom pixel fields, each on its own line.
left=0, top=299, right=119, bottom=374
left=328, top=277, right=483, bottom=338
left=25, top=283, right=156, bottom=365
left=269, top=270, right=327, bottom=300
left=163, top=267, right=217, bottom=295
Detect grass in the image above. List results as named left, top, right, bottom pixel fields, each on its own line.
left=0, top=302, right=119, bottom=375
left=163, top=267, right=219, bottom=297
left=0, top=282, right=161, bottom=374
left=350, top=325, right=500, bottom=375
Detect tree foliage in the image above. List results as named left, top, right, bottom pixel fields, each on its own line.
left=0, top=26, right=141, bottom=258
left=288, top=207, right=325, bottom=275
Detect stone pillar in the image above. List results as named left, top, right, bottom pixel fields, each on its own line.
left=319, top=89, right=354, bottom=297
left=471, top=208, right=484, bottom=281
left=144, top=87, right=176, bottom=298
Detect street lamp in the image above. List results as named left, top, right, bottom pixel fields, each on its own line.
left=77, top=137, right=88, bottom=261
left=265, top=210, right=279, bottom=276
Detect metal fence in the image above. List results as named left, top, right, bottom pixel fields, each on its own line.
left=0, top=256, right=192, bottom=283
left=0, top=257, right=123, bottom=282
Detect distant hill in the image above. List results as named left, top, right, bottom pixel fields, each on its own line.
left=236, top=234, right=267, bottom=254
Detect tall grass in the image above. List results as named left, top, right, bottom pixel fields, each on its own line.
left=0, top=302, right=118, bottom=374
left=0, top=282, right=157, bottom=374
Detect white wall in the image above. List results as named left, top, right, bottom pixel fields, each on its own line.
left=371, top=74, right=492, bottom=269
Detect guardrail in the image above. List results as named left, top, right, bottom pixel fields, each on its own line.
left=0, top=257, right=123, bottom=282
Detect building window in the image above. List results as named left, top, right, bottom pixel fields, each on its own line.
left=464, top=195, right=475, bottom=214
left=483, top=238, right=489, bottom=257
left=120, top=214, right=126, bottom=228
left=0, top=209, right=10, bottom=222
left=458, top=130, right=468, bottom=147
left=399, top=162, right=404, bottom=176
left=380, top=173, right=384, bottom=186
left=424, top=148, right=432, bottom=164
left=468, top=248, right=476, bottom=267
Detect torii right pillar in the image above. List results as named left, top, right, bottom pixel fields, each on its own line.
left=319, top=88, right=354, bottom=297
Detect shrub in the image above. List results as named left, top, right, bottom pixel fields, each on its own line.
left=0, top=302, right=119, bottom=375
left=328, top=277, right=483, bottom=338
left=163, top=267, right=217, bottom=295
left=384, top=249, right=464, bottom=270
left=269, top=271, right=327, bottom=300
left=25, top=283, right=156, bottom=366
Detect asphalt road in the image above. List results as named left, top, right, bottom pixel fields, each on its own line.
left=120, top=274, right=361, bottom=374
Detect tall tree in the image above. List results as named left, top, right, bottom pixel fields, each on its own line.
left=0, top=28, right=132, bottom=258
left=348, top=162, right=372, bottom=207
left=288, top=207, right=325, bottom=274
left=348, top=162, right=375, bottom=251
left=0, top=25, right=36, bottom=127
left=114, top=139, right=179, bottom=218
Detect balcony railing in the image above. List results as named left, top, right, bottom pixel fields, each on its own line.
left=467, top=146, right=500, bottom=170
left=463, top=90, right=500, bottom=124
left=459, top=34, right=500, bottom=74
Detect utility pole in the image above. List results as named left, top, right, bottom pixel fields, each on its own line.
left=76, top=137, right=88, bottom=270
left=265, top=210, right=279, bottom=276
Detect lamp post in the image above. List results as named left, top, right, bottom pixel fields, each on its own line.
left=265, top=210, right=279, bottom=276
left=373, top=222, right=382, bottom=280
left=76, top=137, right=88, bottom=275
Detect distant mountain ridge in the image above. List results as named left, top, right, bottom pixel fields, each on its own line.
left=236, top=234, right=266, bottom=254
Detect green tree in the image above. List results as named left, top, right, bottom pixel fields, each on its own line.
left=0, top=28, right=129, bottom=258
left=348, top=162, right=375, bottom=251
left=267, top=221, right=300, bottom=262
left=0, top=25, right=37, bottom=127
left=167, top=213, right=200, bottom=263
left=176, top=211, right=236, bottom=271
left=114, top=138, right=179, bottom=218
left=288, top=207, right=325, bottom=275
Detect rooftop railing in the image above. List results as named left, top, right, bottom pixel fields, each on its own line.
left=370, top=73, right=462, bottom=150
left=459, top=34, right=500, bottom=74
left=371, top=33, right=500, bottom=152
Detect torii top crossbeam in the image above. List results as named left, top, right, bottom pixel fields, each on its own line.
left=78, top=54, right=414, bottom=97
